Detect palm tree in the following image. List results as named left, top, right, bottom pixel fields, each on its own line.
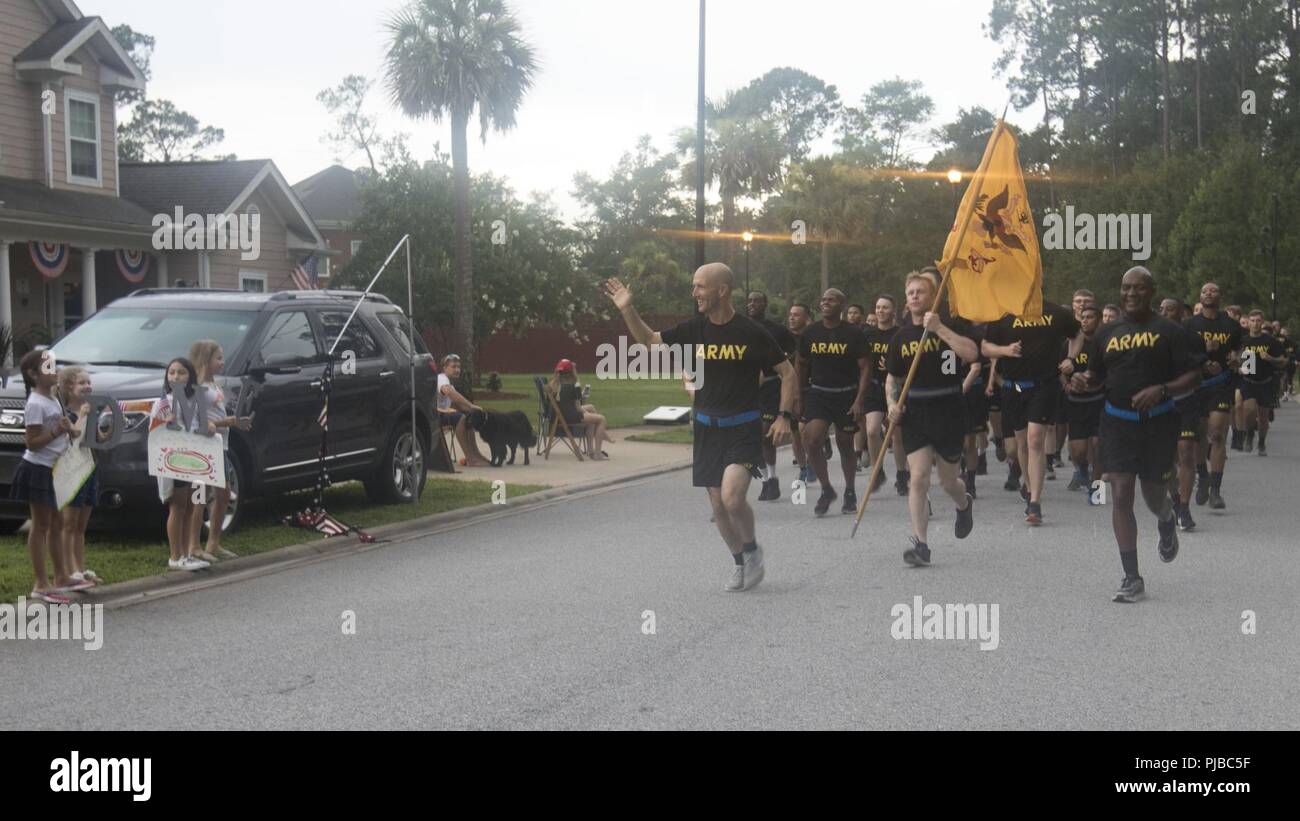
left=779, top=157, right=862, bottom=294
left=384, top=0, right=536, bottom=378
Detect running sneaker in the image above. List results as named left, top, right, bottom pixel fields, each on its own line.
left=757, top=478, right=779, bottom=501
left=1195, top=477, right=1209, bottom=506
left=1257, top=443, right=1268, bottom=457
left=1208, top=489, right=1226, bottom=510
left=1112, top=575, right=1145, bottom=603
left=1025, top=501, right=1043, bottom=525
left=814, top=487, right=837, bottom=517
left=725, top=563, right=745, bottom=592
left=1067, top=466, right=1086, bottom=491
left=1158, top=514, right=1180, bottom=563
left=183, top=556, right=210, bottom=570
left=903, top=537, right=931, bottom=567
left=841, top=489, right=857, bottom=515
left=1177, top=503, right=1196, bottom=532
left=742, top=545, right=765, bottom=591
left=1045, top=460, right=1056, bottom=481
left=1004, top=469, right=1019, bottom=491
left=870, top=468, right=887, bottom=494
left=976, top=452, right=988, bottom=475
left=955, top=493, right=974, bottom=539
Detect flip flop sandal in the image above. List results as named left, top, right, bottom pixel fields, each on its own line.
left=30, top=589, right=72, bottom=604
left=62, top=579, right=95, bottom=592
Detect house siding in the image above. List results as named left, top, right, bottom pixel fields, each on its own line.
left=0, top=0, right=52, bottom=183
left=206, top=190, right=300, bottom=290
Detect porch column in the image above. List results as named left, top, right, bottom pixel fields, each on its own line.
left=0, top=240, right=12, bottom=366
left=81, top=247, right=98, bottom=319
left=157, top=252, right=168, bottom=288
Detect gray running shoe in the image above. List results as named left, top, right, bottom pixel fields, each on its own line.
left=742, top=545, right=765, bottom=591
left=1112, top=575, right=1145, bottom=603
left=725, top=564, right=745, bottom=592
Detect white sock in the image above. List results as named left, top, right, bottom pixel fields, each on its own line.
left=767, top=462, right=777, bottom=481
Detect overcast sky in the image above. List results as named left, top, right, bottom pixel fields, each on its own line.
left=104, top=0, right=1034, bottom=218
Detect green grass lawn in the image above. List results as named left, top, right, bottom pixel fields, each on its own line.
left=625, top=427, right=694, bottom=445
left=0, top=477, right=547, bottom=604
left=478, top=374, right=691, bottom=429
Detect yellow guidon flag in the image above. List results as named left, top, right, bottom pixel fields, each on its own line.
left=938, top=120, right=1043, bottom=322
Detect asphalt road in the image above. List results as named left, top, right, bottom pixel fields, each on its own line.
left=3, top=405, right=1299, bottom=730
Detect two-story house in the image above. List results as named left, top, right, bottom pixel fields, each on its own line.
left=0, top=0, right=328, bottom=364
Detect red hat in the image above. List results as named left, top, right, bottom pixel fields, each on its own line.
left=555, top=359, right=575, bottom=373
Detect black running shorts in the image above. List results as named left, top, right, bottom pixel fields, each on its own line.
left=1176, top=394, right=1203, bottom=442
left=692, top=418, right=763, bottom=488
left=759, top=377, right=781, bottom=423
left=1066, top=395, right=1103, bottom=441
left=963, top=390, right=989, bottom=434
left=1239, top=378, right=1278, bottom=409
left=1001, top=378, right=1061, bottom=431
left=802, top=387, right=859, bottom=433
left=1099, top=410, right=1178, bottom=483
left=900, top=395, right=966, bottom=463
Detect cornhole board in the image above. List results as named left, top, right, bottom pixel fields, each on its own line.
left=643, top=406, right=692, bottom=425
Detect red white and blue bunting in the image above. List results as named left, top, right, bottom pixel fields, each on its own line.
left=116, top=249, right=151, bottom=284
left=29, top=241, right=68, bottom=279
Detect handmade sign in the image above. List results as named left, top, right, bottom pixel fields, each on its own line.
left=148, top=426, right=225, bottom=488
left=52, top=415, right=95, bottom=510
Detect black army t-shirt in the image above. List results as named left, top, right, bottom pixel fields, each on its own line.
left=861, top=325, right=898, bottom=392
left=1063, top=335, right=1103, bottom=398
left=885, top=318, right=980, bottom=392
left=660, top=312, right=786, bottom=417
left=799, top=321, right=867, bottom=389
left=1184, top=312, right=1241, bottom=370
left=984, top=302, right=1081, bottom=381
left=1240, top=333, right=1284, bottom=383
left=1087, top=313, right=1202, bottom=411
left=755, top=316, right=797, bottom=379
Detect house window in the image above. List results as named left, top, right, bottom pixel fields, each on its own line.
left=239, top=271, right=268, bottom=293
left=65, top=91, right=101, bottom=185
left=350, top=240, right=363, bottom=256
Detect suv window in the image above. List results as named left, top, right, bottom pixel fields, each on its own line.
left=258, top=310, right=319, bottom=366
left=318, top=311, right=384, bottom=359
left=376, top=311, right=428, bottom=357
left=52, top=307, right=257, bottom=367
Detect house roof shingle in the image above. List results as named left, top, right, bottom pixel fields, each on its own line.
left=292, top=165, right=361, bottom=224
left=0, top=175, right=156, bottom=230
left=119, top=160, right=269, bottom=216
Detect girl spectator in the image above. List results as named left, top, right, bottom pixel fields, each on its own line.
left=11, top=350, right=88, bottom=603
left=152, top=357, right=211, bottom=571
left=57, top=366, right=104, bottom=587
left=186, top=340, right=252, bottom=562
left=547, top=359, right=613, bottom=460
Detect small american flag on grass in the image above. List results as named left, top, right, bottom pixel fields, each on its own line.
left=290, top=255, right=320, bottom=290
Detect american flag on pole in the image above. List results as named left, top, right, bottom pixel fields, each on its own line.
left=290, top=255, right=320, bottom=290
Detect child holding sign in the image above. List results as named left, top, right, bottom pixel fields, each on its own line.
left=187, top=340, right=252, bottom=562
left=57, top=366, right=105, bottom=586
left=152, top=357, right=212, bottom=572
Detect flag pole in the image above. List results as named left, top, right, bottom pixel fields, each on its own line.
left=851, top=121, right=1008, bottom=538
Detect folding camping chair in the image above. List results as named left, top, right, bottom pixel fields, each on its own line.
left=534, top=376, right=589, bottom=460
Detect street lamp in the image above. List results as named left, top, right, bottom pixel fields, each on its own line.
left=742, top=230, right=754, bottom=295
left=947, top=169, right=962, bottom=212
left=1262, top=193, right=1279, bottom=320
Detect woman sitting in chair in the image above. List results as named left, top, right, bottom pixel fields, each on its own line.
left=548, top=359, right=613, bottom=460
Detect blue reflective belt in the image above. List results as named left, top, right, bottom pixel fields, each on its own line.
left=1199, top=370, right=1230, bottom=389
left=694, top=410, right=761, bottom=428
left=1003, top=378, right=1037, bottom=392
left=1104, top=400, right=1175, bottom=422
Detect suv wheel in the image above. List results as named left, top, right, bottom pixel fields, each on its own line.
left=365, top=421, right=427, bottom=503
left=201, top=447, right=247, bottom=537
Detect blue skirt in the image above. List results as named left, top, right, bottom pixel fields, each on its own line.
left=67, top=470, right=98, bottom=509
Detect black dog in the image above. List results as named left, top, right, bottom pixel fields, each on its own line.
left=468, top=409, right=537, bottom=466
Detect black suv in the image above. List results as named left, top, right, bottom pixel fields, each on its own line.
left=0, top=289, right=441, bottom=533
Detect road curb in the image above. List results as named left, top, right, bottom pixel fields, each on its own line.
left=79, top=457, right=693, bottom=610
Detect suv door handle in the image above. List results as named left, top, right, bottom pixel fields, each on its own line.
left=309, top=379, right=322, bottom=388
left=380, top=370, right=396, bottom=377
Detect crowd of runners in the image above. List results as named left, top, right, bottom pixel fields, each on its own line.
left=604, top=264, right=1297, bottom=603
